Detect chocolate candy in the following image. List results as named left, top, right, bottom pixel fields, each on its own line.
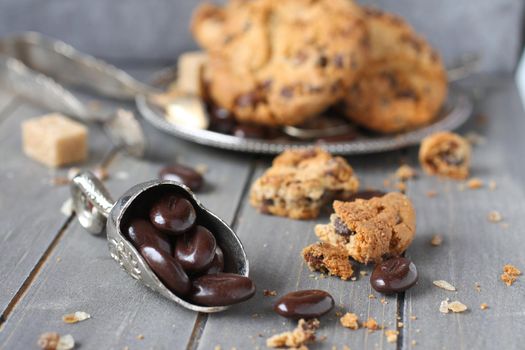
left=174, top=225, right=217, bottom=273
left=209, top=105, right=236, bottom=134
left=125, top=218, right=172, bottom=255
left=149, top=194, right=196, bottom=234
left=232, top=124, right=266, bottom=139
left=140, top=245, right=191, bottom=296
left=203, top=246, right=225, bottom=275
left=370, top=257, right=418, bottom=293
left=159, top=164, right=204, bottom=192
left=274, top=290, right=334, bottom=319
left=190, top=273, right=256, bottom=306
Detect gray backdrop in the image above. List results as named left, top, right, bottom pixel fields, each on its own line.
left=0, top=0, right=523, bottom=72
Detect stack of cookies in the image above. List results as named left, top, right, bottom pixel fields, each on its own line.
left=191, top=0, right=447, bottom=134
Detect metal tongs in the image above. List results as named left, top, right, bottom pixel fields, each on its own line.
left=0, top=32, right=159, bottom=157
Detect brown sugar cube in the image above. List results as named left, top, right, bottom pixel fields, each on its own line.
left=22, top=113, right=88, bottom=167
left=177, top=51, right=208, bottom=96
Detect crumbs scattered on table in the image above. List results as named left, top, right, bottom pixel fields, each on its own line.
left=266, top=318, right=319, bottom=349
left=62, top=311, right=91, bottom=324
left=480, top=303, right=489, bottom=310
left=385, top=330, right=399, bottom=343
left=380, top=298, right=388, bottom=305
left=359, top=271, right=368, bottom=276
left=410, top=315, right=417, bottom=320
left=466, top=178, right=484, bottom=189
left=368, top=294, right=376, bottom=299
left=433, top=280, right=456, bottom=291
left=37, top=332, right=75, bottom=350
left=137, top=334, right=144, bottom=340
left=60, top=198, right=74, bottom=217
left=398, top=322, right=404, bottom=328
left=340, top=312, right=360, bottom=330
left=395, top=165, right=417, bottom=181
left=487, top=211, right=503, bottom=223
left=430, top=234, right=443, bottom=247
left=501, top=264, right=521, bottom=286
left=362, top=317, right=379, bottom=331
left=263, top=289, right=277, bottom=297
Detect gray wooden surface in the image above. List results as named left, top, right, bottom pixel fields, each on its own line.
left=0, top=0, right=523, bottom=72
left=0, top=68, right=524, bottom=350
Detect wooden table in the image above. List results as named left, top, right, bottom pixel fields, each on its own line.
left=0, top=68, right=524, bottom=350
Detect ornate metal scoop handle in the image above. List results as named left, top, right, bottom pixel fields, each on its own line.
left=71, top=171, right=114, bottom=234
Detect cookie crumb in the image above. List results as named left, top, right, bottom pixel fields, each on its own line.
left=385, top=330, right=399, bottom=343
left=487, top=211, right=503, bottom=223
left=501, top=264, right=521, bottom=286
left=410, top=315, right=417, bottom=320
left=466, top=178, right=484, bottom=189
left=480, top=303, right=489, bottom=310
left=474, top=282, right=481, bottom=292
left=359, top=271, right=368, bottom=276
left=368, top=294, right=376, bottom=299
left=395, top=165, right=417, bottom=181
left=51, top=176, right=70, bottom=186
left=398, top=322, right=404, bottom=328
left=62, top=311, right=91, bottom=324
left=263, top=290, right=277, bottom=297
left=60, top=198, right=74, bottom=217
left=411, top=340, right=417, bottom=347
left=340, top=312, right=359, bottom=330
left=302, top=242, right=354, bottom=280
left=37, top=332, right=74, bottom=350
left=137, top=334, right=144, bottom=340
left=363, top=317, right=379, bottom=331
left=430, top=235, right=443, bottom=246
left=380, top=298, right=388, bottom=305
left=433, top=280, right=456, bottom=291
left=266, top=318, right=319, bottom=349
left=488, top=180, right=497, bottom=191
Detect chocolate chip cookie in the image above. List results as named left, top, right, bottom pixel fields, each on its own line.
left=249, top=148, right=359, bottom=219
left=419, top=131, right=471, bottom=179
left=315, top=192, right=415, bottom=264
left=191, top=0, right=367, bottom=126
left=340, top=7, right=447, bottom=134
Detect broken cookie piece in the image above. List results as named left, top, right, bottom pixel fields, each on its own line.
left=250, top=148, right=359, bottom=219
left=419, top=131, right=471, bottom=180
left=315, top=192, right=416, bottom=264
left=302, top=242, right=354, bottom=280
left=22, top=113, right=88, bottom=168
left=266, top=318, right=320, bottom=349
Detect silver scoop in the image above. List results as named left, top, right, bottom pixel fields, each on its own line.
left=0, top=32, right=152, bottom=157
left=70, top=171, right=249, bottom=313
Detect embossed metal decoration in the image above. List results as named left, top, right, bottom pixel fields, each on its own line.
left=71, top=171, right=249, bottom=313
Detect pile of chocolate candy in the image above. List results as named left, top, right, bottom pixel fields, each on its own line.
left=122, top=192, right=255, bottom=306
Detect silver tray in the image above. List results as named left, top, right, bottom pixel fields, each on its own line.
left=136, top=89, right=473, bottom=155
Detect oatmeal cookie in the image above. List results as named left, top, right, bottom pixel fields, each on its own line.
left=302, top=242, right=354, bottom=280
left=340, top=7, right=447, bottom=133
left=419, top=131, right=471, bottom=179
left=249, top=148, right=359, bottom=219
left=315, top=192, right=415, bottom=264
left=191, top=0, right=367, bottom=126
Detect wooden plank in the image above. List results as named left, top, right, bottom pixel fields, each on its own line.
left=400, top=76, right=525, bottom=349
left=197, top=152, right=404, bottom=350
left=0, top=116, right=254, bottom=349
left=0, top=99, right=111, bottom=320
